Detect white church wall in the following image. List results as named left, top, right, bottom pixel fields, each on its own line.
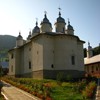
left=42, top=35, right=54, bottom=70
left=77, top=42, right=84, bottom=71
left=31, top=36, right=44, bottom=71
left=8, top=50, right=16, bottom=75
left=23, top=43, right=32, bottom=73
left=54, top=35, right=78, bottom=70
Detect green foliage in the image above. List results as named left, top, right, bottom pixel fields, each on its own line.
left=82, top=81, right=97, bottom=99
left=66, top=75, right=72, bottom=82
left=2, top=77, right=96, bottom=100
left=93, top=46, right=100, bottom=55
left=84, top=45, right=100, bottom=57
left=56, top=72, right=64, bottom=85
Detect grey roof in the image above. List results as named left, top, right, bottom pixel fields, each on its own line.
left=32, top=26, right=40, bottom=34
left=56, top=12, right=66, bottom=23
left=67, top=21, right=74, bottom=30
left=17, top=32, right=23, bottom=40
left=67, top=24, right=74, bottom=30
left=40, top=14, right=52, bottom=26
left=27, top=31, right=32, bottom=40
left=84, top=54, right=100, bottom=65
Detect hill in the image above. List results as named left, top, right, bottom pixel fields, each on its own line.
left=0, top=35, right=16, bottom=68
left=0, top=35, right=16, bottom=49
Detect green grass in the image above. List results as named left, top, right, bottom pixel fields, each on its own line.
left=51, top=84, right=84, bottom=100
left=2, top=77, right=88, bottom=100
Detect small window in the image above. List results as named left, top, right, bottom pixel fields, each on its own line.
left=29, top=61, right=31, bottom=69
left=86, top=66, right=89, bottom=72
left=51, top=64, right=54, bottom=68
left=71, top=56, right=75, bottom=65
left=29, top=48, right=31, bottom=51
left=63, top=27, right=65, bottom=32
left=91, top=66, right=94, bottom=73
left=11, top=53, right=13, bottom=59
left=96, top=67, right=98, bottom=71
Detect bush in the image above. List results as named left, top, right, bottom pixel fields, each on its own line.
left=82, top=81, right=97, bottom=99
left=56, top=72, right=64, bottom=85
left=66, top=75, right=72, bottom=82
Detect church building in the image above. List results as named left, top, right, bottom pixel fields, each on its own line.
left=8, top=10, right=85, bottom=79
left=84, top=42, right=100, bottom=77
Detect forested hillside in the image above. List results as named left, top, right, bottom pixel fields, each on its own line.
left=84, top=45, right=100, bottom=57
left=0, top=35, right=16, bottom=68
left=0, top=35, right=16, bottom=49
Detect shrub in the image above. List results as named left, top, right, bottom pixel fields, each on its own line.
left=66, top=75, right=72, bottom=82
left=82, top=81, right=97, bottom=99
left=56, top=72, right=64, bottom=85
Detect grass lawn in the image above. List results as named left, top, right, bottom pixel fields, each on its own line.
left=51, top=83, right=84, bottom=100
left=2, top=77, right=96, bottom=100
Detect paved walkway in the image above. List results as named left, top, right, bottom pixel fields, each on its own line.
left=1, top=81, right=41, bottom=100
left=95, top=86, right=100, bottom=100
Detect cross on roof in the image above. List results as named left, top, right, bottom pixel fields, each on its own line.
left=88, top=41, right=90, bottom=46
left=68, top=18, right=70, bottom=25
left=36, top=18, right=38, bottom=21
left=58, top=7, right=61, bottom=11
left=44, top=11, right=47, bottom=15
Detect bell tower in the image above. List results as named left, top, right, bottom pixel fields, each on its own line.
left=87, top=42, right=93, bottom=58
left=40, top=11, right=52, bottom=33
left=55, top=8, right=66, bottom=33
left=16, top=32, right=24, bottom=47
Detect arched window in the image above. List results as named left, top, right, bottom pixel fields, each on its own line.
left=51, top=64, right=54, bottom=68
left=71, top=55, right=75, bottom=65
left=29, top=61, right=31, bottom=69
left=11, top=53, right=14, bottom=59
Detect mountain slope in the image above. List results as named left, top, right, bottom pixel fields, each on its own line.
left=0, top=35, right=16, bottom=68
left=0, top=35, right=16, bottom=49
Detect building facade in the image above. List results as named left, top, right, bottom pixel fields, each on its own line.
left=84, top=43, right=100, bottom=77
left=8, top=11, right=85, bottom=79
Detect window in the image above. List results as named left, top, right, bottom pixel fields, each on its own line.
left=91, top=66, right=94, bottom=73
left=51, top=64, right=54, bottom=68
left=96, top=67, right=98, bottom=71
left=29, top=61, right=31, bottom=69
left=29, top=48, right=31, bottom=51
left=87, top=66, right=89, bottom=72
left=63, top=27, right=65, bottom=33
left=11, top=53, right=13, bottom=59
left=71, top=56, right=75, bottom=65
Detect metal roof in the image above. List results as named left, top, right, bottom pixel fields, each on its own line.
left=84, top=54, right=100, bottom=65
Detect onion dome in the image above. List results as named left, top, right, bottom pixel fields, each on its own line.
left=27, top=31, right=32, bottom=40
left=17, top=32, right=23, bottom=40
left=40, top=13, right=52, bottom=27
left=56, top=11, right=66, bottom=23
left=67, top=20, right=74, bottom=30
left=55, top=9, right=66, bottom=33
left=40, top=12, right=52, bottom=32
left=66, top=19, right=74, bottom=35
left=32, top=21, right=40, bottom=35
left=88, top=42, right=92, bottom=50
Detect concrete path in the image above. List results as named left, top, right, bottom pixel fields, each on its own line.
left=1, top=81, right=41, bottom=100
left=95, top=86, right=100, bottom=100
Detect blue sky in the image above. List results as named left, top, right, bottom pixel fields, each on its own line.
left=0, top=0, right=100, bottom=48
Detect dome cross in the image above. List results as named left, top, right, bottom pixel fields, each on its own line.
left=58, top=7, right=61, bottom=17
